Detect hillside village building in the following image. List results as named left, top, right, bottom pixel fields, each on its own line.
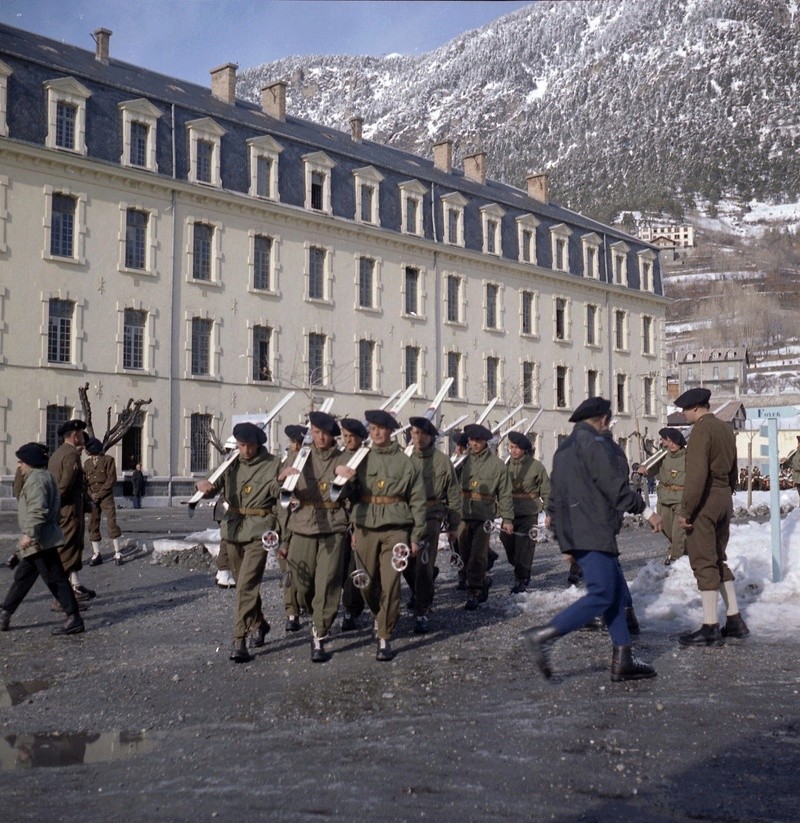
left=638, top=223, right=695, bottom=249
left=0, top=24, right=667, bottom=500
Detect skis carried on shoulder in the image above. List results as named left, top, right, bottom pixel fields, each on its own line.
left=186, top=391, right=296, bottom=512
left=330, top=382, right=418, bottom=502
left=450, top=397, right=499, bottom=465
left=403, top=378, right=453, bottom=456
left=279, top=397, right=335, bottom=508
left=453, top=403, right=524, bottom=470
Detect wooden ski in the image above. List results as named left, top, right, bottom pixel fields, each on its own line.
left=403, top=378, right=453, bottom=455
left=452, top=403, right=524, bottom=470
left=279, top=397, right=335, bottom=508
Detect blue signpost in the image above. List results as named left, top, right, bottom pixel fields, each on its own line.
left=766, top=417, right=782, bottom=582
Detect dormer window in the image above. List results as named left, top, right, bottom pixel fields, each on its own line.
left=303, top=151, right=335, bottom=214
left=441, top=192, right=467, bottom=247
left=516, top=214, right=539, bottom=264
left=638, top=249, right=656, bottom=291
left=581, top=232, right=601, bottom=279
left=610, top=241, right=630, bottom=286
left=549, top=223, right=572, bottom=273
left=119, top=98, right=161, bottom=172
left=45, top=77, right=91, bottom=155
left=248, top=135, right=283, bottom=200
left=399, top=179, right=427, bottom=236
left=353, top=166, right=384, bottom=226
left=187, top=117, right=225, bottom=187
left=480, top=203, right=505, bottom=256
left=0, top=60, right=11, bottom=138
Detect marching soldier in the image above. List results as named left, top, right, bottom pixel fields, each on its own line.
left=339, top=410, right=426, bottom=661
left=195, top=422, right=281, bottom=663
left=500, top=431, right=550, bottom=593
left=282, top=411, right=350, bottom=662
left=83, top=438, right=125, bottom=566
left=406, top=417, right=461, bottom=634
left=457, top=424, right=514, bottom=610
left=785, top=435, right=800, bottom=503
left=277, top=424, right=307, bottom=631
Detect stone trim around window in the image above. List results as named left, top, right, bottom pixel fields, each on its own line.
left=480, top=203, right=506, bottom=256
left=118, top=98, right=162, bottom=172
left=399, top=179, right=427, bottom=236
left=247, top=135, right=283, bottom=200
left=39, top=289, right=85, bottom=369
left=185, top=216, right=223, bottom=286
left=302, top=151, right=336, bottom=214
left=44, top=76, right=91, bottom=155
left=441, top=191, right=468, bottom=247
left=581, top=232, right=601, bottom=279
left=549, top=223, right=572, bottom=273
left=516, top=214, right=539, bottom=264
left=638, top=248, right=656, bottom=292
left=186, top=117, right=226, bottom=187
left=353, top=165, right=384, bottom=226
left=42, top=185, right=87, bottom=265
left=115, top=299, right=156, bottom=376
left=118, top=202, right=158, bottom=276
left=0, top=60, right=11, bottom=138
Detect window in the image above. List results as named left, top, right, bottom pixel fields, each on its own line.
left=486, top=356, right=500, bottom=401
left=119, top=98, right=161, bottom=172
left=586, top=304, right=599, bottom=346
left=521, top=291, right=536, bottom=336
left=125, top=209, right=148, bottom=270
left=517, top=214, right=539, bottom=264
left=308, top=333, right=326, bottom=387
left=610, top=241, right=630, bottom=286
left=404, top=345, right=419, bottom=389
left=446, top=275, right=462, bottom=324
left=311, top=172, right=325, bottom=210
left=642, top=315, right=654, bottom=355
left=582, top=233, right=601, bottom=278
left=253, top=325, right=272, bottom=381
left=481, top=204, right=505, bottom=256
left=712, top=366, right=720, bottom=380
left=123, top=309, right=147, bottom=370
left=191, top=318, right=212, bottom=376
left=48, top=299, right=73, bottom=364
left=187, top=118, right=225, bottom=187
left=446, top=351, right=462, bottom=398
left=45, top=77, right=90, bottom=155
left=404, top=267, right=419, bottom=316
left=616, top=373, right=628, bottom=413
left=358, top=257, right=375, bottom=309
left=399, top=180, right=426, bottom=236
left=556, top=365, right=568, bottom=408
left=353, top=166, right=383, bottom=226
left=129, top=122, right=148, bottom=167
left=358, top=339, right=375, bottom=391
left=120, top=412, right=144, bottom=471
left=190, top=413, right=212, bottom=473
left=550, top=224, right=572, bottom=272
left=46, top=405, right=72, bottom=455
left=406, top=198, right=418, bottom=233
left=303, top=151, right=335, bottom=214
left=0, top=61, right=11, bottom=138
left=643, top=376, right=655, bottom=416
left=638, top=250, right=656, bottom=292
left=485, top=283, right=499, bottom=329
left=522, top=361, right=537, bottom=405
left=308, top=247, right=327, bottom=300
left=614, top=310, right=628, bottom=351
left=442, top=192, right=467, bottom=246
left=247, top=135, right=283, bottom=200
left=192, top=223, right=213, bottom=281
left=253, top=235, right=272, bottom=291
left=360, top=184, right=374, bottom=222
left=587, top=369, right=599, bottom=397
left=555, top=297, right=569, bottom=341
left=50, top=194, right=76, bottom=257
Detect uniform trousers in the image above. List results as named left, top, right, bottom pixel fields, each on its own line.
left=340, top=530, right=365, bottom=618
left=2, top=547, right=81, bottom=617
left=685, top=487, right=735, bottom=591
left=352, top=525, right=408, bottom=640
left=227, top=538, right=268, bottom=641
left=499, top=515, right=537, bottom=582
left=457, top=519, right=490, bottom=593
left=657, top=501, right=686, bottom=560
left=88, top=494, right=121, bottom=541
left=277, top=552, right=301, bottom=617
left=217, top=539, right=231, bottom=573
left=550, top=550, right=631, bottom=646
left=57, top=502, right=85, bottom=574
left=287, top=531, right=344, bottom=637
left=401, top=518, right=439, bottom=614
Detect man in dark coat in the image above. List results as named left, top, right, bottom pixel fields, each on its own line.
left=523, top=397, right=660, bottom=682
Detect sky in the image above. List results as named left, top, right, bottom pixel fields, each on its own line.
left=0, top=0, right=534, bottom=86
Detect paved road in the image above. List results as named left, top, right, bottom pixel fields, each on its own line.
left=0, top=508, right=797, bottom=822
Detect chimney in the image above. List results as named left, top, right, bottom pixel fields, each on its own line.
left=261, top=81, right=287, bottom=121
left=464, top=152, right=487, bottom=185
left=93, top=28, right=112, bottom=63
left=433, top=140, right=453, bottom=174
left=527, top=173, right=549, bottom=203
left=350, top=115, right=363, bottom=143
left=210, top=63, right=238, bottom=105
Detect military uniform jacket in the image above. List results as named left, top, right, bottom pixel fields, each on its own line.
left=211, top=447, right=281, bottom=543
left=410, top=445, right=462, bottom=531
left=17, top=468, right=64, bottom=557
left=648, top=449, right=686, bottom=506
left=460, top=447, right=514, bottom=524
left=84, top=453, right=117, bottom=500
left=680, top=413, right=737, bottom=521
left=547, top=422, right=645, bottom=556
left=790, top=448, right=800, bottom=484
left=351, top=442, right=427, bottom=543
left=288, top=444, right=350, bottom=536
left=48, top=442, right=85, bottom=507
left=508, top=454, right=550, bottom=518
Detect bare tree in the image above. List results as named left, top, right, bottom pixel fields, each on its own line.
left=78, top=382, right=152, bottom=454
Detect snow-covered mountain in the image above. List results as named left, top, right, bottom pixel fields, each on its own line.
left=237, top=0, right=800, bottom=223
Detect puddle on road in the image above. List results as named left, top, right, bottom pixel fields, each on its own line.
left=0, top=680, right=51, bottom=708
left=0, top=730, right=154, bottom=769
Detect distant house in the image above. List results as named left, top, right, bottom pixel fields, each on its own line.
left=668, top=400, right=746, bottom=432
left=639, top=223, right=695, bottom=248
left=677, top=348, right=749, bottom=398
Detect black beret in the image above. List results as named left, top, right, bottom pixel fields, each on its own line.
left=408, top=416, right=438, bottom=438
left=674, top=387, right=711, bottom=409
left=658, top=427, right=686, bottom=448
left=284, top=424, right=308, bottom=444
left=339, top=418, right=368, bottom=440
left=364, top=409, right=400, bottom=430
left=85, top=437, right=104, bottom=455
left=308, top=411, right=340, bottom=436
left=233, top=422, right=267, bottom=445
left=57, top=419, right=87, bottom=437
left=569, top=396, right=612, bottom=423
left=508, top=431, right=533, bottom=452
left=464, top=423, right=493, bottom=441
left=16, top=442, right=49, bottom=469
left=453, top=432, right=468, bottom=449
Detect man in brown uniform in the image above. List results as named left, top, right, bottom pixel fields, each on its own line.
left=276, top=424, right=306, bottom=631
left=48, top=419, right=94, bottom=602
left=83, top=438, right=124, bottom=566
left=675, top=388, right=749, bottom=646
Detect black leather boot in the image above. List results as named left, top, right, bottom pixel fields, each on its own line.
left=679, top=623, right=724, bottom=647
left=376, top=639, right=395, bottom=661
left=0, top=609, right=11, bottom=631
left=229, top=638, right=252, bottom=663
left=522, top=625, right=560, bottom=679
left=625, top=607, right=640, bottom=636
left=311, top=632, right=331, bottom=663
left=249, top=621, right=271, bottom=648
left=721, top=613, right=750, bottom=639
left=610, top=645, right=656, bottom=681
left=51, top=613, right=85, bottom=636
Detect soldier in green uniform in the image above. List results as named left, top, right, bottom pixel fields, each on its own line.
left=500, top=431, right=550, bottom=593
left=785, top=435, right=800, bottom=503
left=338, top=409, right=426, bottom=661
left=458, top=424, right=514, bottom=610
left=638, top=427, right=687, bottom=565
left=675, top=388, right=749, bottom=646
left=339, top=418, right=368, bottom=631
left=282, top=411, right=350, bottom=662
left=83, top=438, right=125, bottom=566
left=406, top=417, right=461, bottom=634
left=276, top=424, right=306, bottom=632
left=195, top=422, right=281, bottom=663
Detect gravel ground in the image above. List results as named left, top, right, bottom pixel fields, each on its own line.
left=0, top=508, right=798, bottom=822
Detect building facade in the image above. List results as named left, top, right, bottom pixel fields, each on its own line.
left=0, top=24, right=667, bottom=497
left=638, top=223, right=695, bottom=248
